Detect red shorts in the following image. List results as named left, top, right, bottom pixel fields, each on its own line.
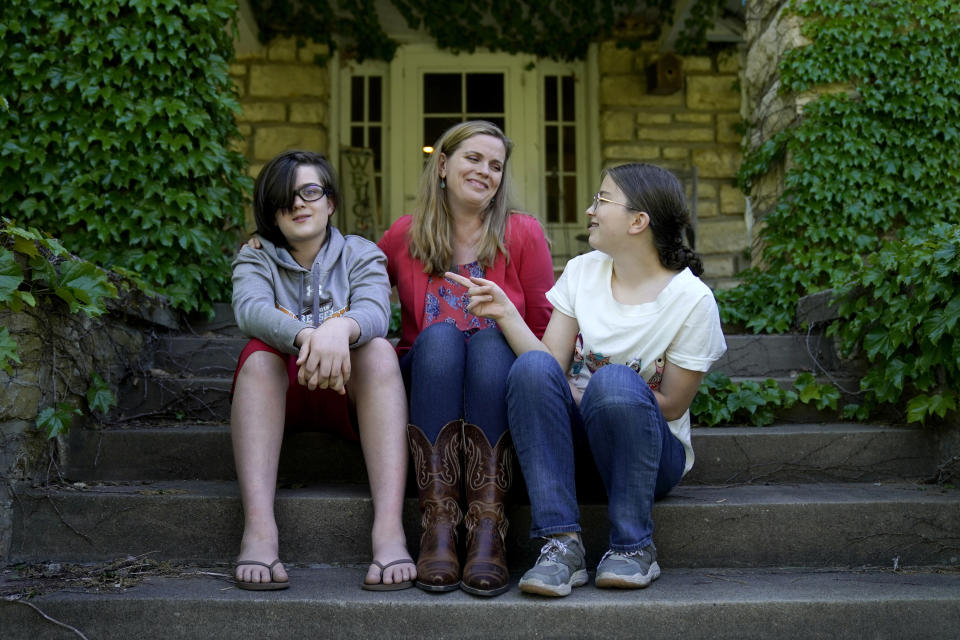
left=232, top=338, right=358, bottom=441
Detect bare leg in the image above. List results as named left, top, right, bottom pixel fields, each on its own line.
left=348, top=337, right=416, bottom=586
left=231, top=350, right=289, bottom=585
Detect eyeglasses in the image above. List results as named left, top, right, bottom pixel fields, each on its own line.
left=294, top=183, right=331, bottom=202
left=590, top=193, right=636, bottom=211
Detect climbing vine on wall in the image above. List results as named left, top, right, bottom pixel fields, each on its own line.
left=1, top=0, right=250, bottom=315
left=1, top=218, right=120, bottom=439
left=720, top=0, right=960, bottom=423
left=249, top=0, right=731, bottom=62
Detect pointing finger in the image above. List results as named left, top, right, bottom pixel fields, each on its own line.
left=443, top=271, right=473, bottom=288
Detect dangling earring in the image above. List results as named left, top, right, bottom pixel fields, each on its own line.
left=440, top=178, right=446, bottom=190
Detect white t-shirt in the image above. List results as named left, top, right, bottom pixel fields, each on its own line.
left=547, top=251, right=727, bottom=475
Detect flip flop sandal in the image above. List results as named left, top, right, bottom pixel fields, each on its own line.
left=361, top=558, right=416, bottom=591
left=235, top=559, right=290, bottom=591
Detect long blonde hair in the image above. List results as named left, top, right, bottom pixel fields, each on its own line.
left=408, top=120, right=514, bottom=274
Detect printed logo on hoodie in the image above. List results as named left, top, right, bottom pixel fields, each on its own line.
left=275, top=301, right=350, bottom=326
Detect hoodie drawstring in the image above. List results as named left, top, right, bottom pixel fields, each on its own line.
left=311, top=262, right=321, bottom=328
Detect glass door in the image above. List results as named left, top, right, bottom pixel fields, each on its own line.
left=422, top=72, right=506, bottom=151
left=388, top=46, right=539, bottom=224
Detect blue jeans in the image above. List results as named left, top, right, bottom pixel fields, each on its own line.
left=506, top=350, right=686, bottom=551
left=400, top=323, right=515, bottom=444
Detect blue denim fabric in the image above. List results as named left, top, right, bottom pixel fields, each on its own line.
left=506, top=350, right=686, bottom=551
left=400, top=323, right=515, bottom=444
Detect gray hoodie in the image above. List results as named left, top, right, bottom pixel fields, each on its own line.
left=231, top=227, right=390, bottom=354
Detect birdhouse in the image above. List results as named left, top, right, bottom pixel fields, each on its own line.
left=646, top=53, right=683, bottom=95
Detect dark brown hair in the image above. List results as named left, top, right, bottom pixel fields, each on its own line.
left=605, top=163, right=703, bottom=276
left=253, top=150, right=340, bottom=249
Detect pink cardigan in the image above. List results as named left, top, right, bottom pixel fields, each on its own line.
left=378, top=213, right=555, bottom=354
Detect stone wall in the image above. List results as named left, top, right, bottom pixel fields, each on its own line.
left=598, top=41, right=747, bottom=289
left=0, top=292, right=172, bottom=564
left=741, top=0, right=812, bottom=266
left=227, top=17, right=750, bottom=287
left=230, top=37, right=332, bottom=231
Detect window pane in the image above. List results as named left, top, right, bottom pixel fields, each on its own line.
left=562, top=76, right=575, bottom=120
left=351, top=125, right=364, bottom=148
left=466, top=73, right=504, bottom=114
left=544, top=76, right=557, bottom=121
left=424, top=73, right=462, bottom=113
left=563, top=125, right=576, bottom=172
left=368, top=76, right=382, bottom=121
left=351, top=76, right=364, bottom=122
left=424, top=116, right=461, bottom=148
left=563, top=175, right=578, bottom=223
left=369, top=126, right=382, bottom=171
left=485, top=116, right=505, bottom=133
left=546, top=175, right=559, bottom=224
left=545, top=125, right=558, bottom=172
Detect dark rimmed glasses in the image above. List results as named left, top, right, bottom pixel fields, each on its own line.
left=294, top=183, right=331, bottom=202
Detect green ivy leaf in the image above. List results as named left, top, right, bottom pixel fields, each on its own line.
left=0, top=327, right=21, bottom=375
left=36, top=402, right=81, bottom=439
left=86, top=372, right=117, bottom=415
left=11, top=234, right=40, bottom=257
left=0, top=246, right=24, bottom=301
left=54, top=260, right=117, bottom=316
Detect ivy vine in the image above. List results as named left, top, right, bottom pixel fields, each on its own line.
left=692, top=371, right=840, bottom=427
left=830, top=222, right=960, bottom=424
left=1, top=218, right=119, bottom=439
left=249, top=0, right=732, bottom=62
left=719, top=0, right=960, bottom=424
left=0, top=0, right=250, bottom=315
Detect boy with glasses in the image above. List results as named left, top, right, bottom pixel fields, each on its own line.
left=231, top=150, right=415, bottom=591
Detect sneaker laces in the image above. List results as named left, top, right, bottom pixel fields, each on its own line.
left=600, top=548, right=644, bottom=564
left=538, top=537, right=570, bottom=563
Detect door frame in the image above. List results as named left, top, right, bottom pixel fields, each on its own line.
left=386, top=44, right=540, bottom=224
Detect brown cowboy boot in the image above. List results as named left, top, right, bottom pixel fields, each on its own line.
left=461, top=423, right=513, bottom=596
left=407, top=420, right=463, bottom=592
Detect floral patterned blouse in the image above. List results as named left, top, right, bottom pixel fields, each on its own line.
left=423, top=261, right=497, bottom=336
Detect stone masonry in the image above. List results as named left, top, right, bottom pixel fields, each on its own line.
left=739, top=0, right=855, bottom=267
left=229, top=18, right=750, bottom=288
left=231, top=37, right=332, bottom=231
left=0, top=302, right=160, bottom=564
left=598, top=40, right=747, bottom=289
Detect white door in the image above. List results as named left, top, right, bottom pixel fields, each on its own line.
left=340, top=44, right=598, bottom=266
left=387, top=45, right=540, bottom=222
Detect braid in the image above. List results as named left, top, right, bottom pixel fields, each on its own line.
left=606, top=163, right=705, bottom=276
left=659, top=241, right=703, bottom=276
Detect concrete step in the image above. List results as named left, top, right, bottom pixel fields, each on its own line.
left=148, top=333, right=849, bottom=379
left=65, top=423, right=938, bottom=485
left=715, top=333, right=846, bottom=377
left=113, top=374, right=862, bottom=424
left=115, top=376, right=231, bottom=423
left=123, top=329, right=859, bottom=425
left=182, top=302, right=243, bottom=336
left=2, top=565, right=959, bottom=640
left=9, top=481, right=959, bottom=568
left=152, top=335, right=244, bottom=377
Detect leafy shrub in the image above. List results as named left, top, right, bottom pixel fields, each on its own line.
left=692, top=371, right=840, bottom=427
left=831, top=223, right=960, bottom=424
left=721, top=0, right=960, bottom=333
left=0, top=0, right=250, bottom=315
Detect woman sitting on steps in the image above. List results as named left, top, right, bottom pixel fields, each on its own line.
left=377, top=120, right=554, bottom=596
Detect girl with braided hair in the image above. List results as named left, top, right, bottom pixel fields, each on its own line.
left=445, top=162, right=726, bottom=596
